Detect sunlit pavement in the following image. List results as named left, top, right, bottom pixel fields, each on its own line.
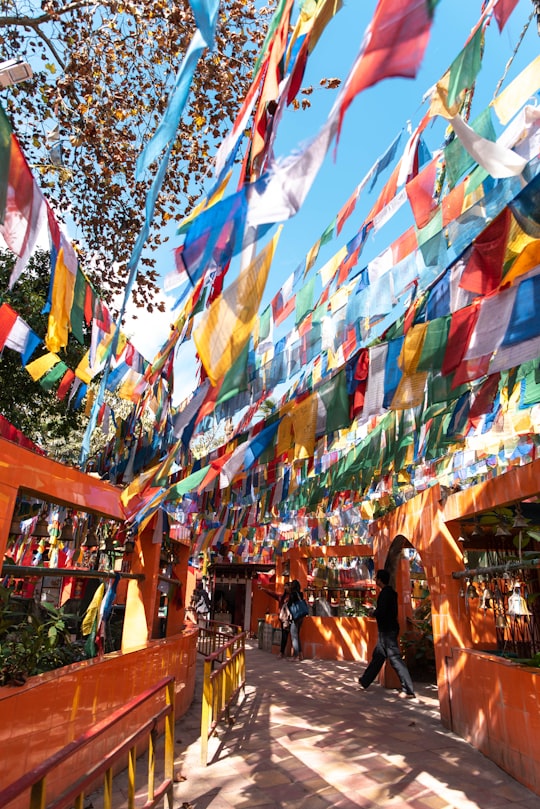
left=89, top=639, right=539, bottom=808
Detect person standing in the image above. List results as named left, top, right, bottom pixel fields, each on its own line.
left=191, top=580, right=211, bottom=627
left=358, top=569, right=416, bottom=699
left=259, top=580, right=291, bottom=658
left=287, top=579, right=309, bottom=662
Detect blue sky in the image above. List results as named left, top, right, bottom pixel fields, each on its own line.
left=126, top=0, right=540, bottom=405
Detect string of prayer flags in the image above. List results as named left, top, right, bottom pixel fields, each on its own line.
left=135, top=0, right=219, bottom=176
left=271, top=272, right=295, bottom=326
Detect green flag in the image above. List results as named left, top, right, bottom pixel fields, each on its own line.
left=0, top=105, right=12, bottom=224
left=447, top=25, right=484, bottom=107
left=445, top=108, right=496, bottom=188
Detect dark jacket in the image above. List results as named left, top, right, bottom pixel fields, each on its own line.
left=374, top=584, right=399, bottom=633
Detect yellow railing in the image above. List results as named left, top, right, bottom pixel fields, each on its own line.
left=196, top=618, right=242, bottom=656
left=200, top=630, right=246, bottom=765
left=0, top=676, right=175, bottom=809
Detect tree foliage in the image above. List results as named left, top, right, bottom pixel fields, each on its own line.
left=0, top=248, right=88, bottom=457
left=0, top=0, right=275, bottom=309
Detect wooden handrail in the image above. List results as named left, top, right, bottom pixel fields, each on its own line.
left=1, top=563, right=144, bottom=582
left=0, top=676, right=174, bottom=809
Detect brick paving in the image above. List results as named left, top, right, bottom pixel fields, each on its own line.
left=89, top=639, right=539, bottom=809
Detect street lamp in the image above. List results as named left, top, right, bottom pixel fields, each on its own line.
left=0, top=58, right=33, bottom=89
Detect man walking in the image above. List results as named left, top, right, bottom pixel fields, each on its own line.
left=359, top=569, right=416, bottom=699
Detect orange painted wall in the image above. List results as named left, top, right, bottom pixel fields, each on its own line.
left=0, top=438, right=199, bottom=807
left=370, top=464, right=540, bottom=798
left=264, top=614, right=378, bottom=661
left=0, top=626, right=198, bottom=809
left=446, top=648, right=540, bottom=794
left=0, top=438, right=124, bottom=563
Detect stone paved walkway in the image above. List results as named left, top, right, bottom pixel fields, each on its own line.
left=89, top=639, right=539, bottom=809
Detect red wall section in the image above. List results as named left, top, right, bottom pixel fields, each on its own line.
left=264, top=614, right=378, bottom=662
left=446, top=648, right=540, bottom=794
left=0, top=626, right=198, bottom=809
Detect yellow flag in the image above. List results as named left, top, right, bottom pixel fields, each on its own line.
left=75, top=350, right=92, bottom=384
left=391, top=371, right=428, bottom=410
left=503, top=240, right=540, bottom=286
left=45, top=243, right=77, bottom=353
left=194, top=229, right=281, bottom=385
left=25, top=352, right=60, bottom=381
left=428, top=72, right=462, bottom=120
left=81, top=583, right=105, bottom=636
left=319, top=246, right=347, bottom=287
left=290, top=393, right=317, bottom=460
left=399, top=323, right=428, bottom=374
left=492, top=56, right=540, bottom=125
left=304, top=239, right=321, bottom=275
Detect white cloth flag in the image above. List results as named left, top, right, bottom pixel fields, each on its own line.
left=8, top=181, right=49, bottom=288
left=489, top=336, right=540, bottom=374
left=368, top=246, right=394, bottom=283
left=450, top=112, right=528, bottom=179
left=220, top=443, right=249, bottom=488
left=320, top=315, right=336, bottom=352
left=371, top=187, right=408, bottom=233
left=172, top=378, right=211, bottom=438
left=451, top=259, right=475, bottom=313
left=246, top=110, right=339, bottom=228
left=362, top=343, right=388, bottom=421
left=498, top=105, right=540, bottom=163
left=464, top=286, right=517, bottom=360
left=5, top=316, right=32, bottom=353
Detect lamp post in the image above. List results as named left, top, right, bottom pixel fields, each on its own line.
left=0, top=58, right=33, bottom=89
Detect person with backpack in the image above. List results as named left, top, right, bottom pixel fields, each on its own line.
left=259, top=579, right=292, bottom=658
left=287, top=579, right=309, bottom=661
left=191, top=580, right=211, bottom=627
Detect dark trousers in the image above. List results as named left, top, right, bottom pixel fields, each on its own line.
left=360, top=630, right=415, bottom=696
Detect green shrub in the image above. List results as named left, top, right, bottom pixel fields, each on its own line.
left=0, top=585, right=88, bottom=686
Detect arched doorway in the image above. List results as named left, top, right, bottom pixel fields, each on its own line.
left=383, top=533, right=435, bottom=684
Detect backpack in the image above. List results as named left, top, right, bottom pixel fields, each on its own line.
left=288, top=594, right=309, bottom=620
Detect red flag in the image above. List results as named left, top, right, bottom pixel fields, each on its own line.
left=0, top=303, right=18, bottom=350
left=0, top=135, right=33, bottom=257
left=365, top=162, right=401, bottom=224
left=405, top=156, right=439, bottom=229
left=459, top=208, right=511, bottom=296
left=468, top=373, right=501, bottom=428
left=57, top=369, right=75, bottom=401
left=441, top=302, right=480, bottom=377
left=336, top=189, right=359, bottom=235
left=338, top=0, right=434, bottom=136
left=493, top=0, right=519, bottom=32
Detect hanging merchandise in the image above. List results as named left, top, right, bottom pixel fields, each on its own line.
left=507, top=583, right=531, bottom=616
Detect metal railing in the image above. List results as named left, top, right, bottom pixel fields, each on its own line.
left=200, top=630, right=246, bottom=766
left=196, top=618, right=242, bottom=657
left=0, top=676, right=175, bottom=809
